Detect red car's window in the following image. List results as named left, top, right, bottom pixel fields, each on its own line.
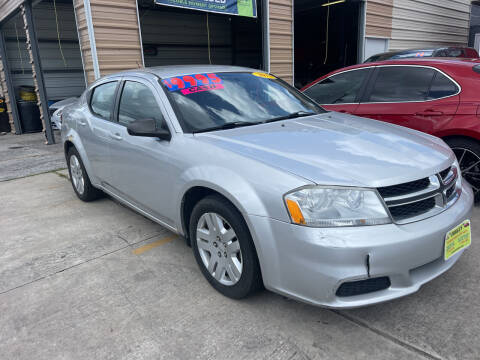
left=367, top=67, right=435, bottom=103
left=303, top=69, right=369, bottom=105
left=427, top=72, right=459, bottom=100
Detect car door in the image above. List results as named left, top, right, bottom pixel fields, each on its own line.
left=302, top=68, right=372, bottom=114
left=78, top=80, right=120, bottom=182
left=354, top=65, right=460, bottom=135
left=105, top=77, right=178, bottom=227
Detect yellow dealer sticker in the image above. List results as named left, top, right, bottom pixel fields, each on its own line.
left=252, top=72, right=276, bottom=79
left=444, top=219, right=471, bottom=260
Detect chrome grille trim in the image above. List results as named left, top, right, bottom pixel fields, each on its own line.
left=382, top=175, right=440, bottom=205
left=378, top=166, right=460, bottom=224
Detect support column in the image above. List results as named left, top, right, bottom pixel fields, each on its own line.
left=21, top=0, right=55, bottom=144
left=0, top=28, right=22, bottom=134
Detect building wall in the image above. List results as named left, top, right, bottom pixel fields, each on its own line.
left=366, top=0, right=393, bottom=39
left=90, top=0, right=143, bottom=77
left=389, top=0, right=471, bottom=50
left=74, top=0, right=143, bottom=85
left=269, top=0, right=293, bottom=84
left=74, top=0, right=95, bottom=84
left=0, top=0, right=23, bottom=23
left=0, top=55, right=14, bottom=131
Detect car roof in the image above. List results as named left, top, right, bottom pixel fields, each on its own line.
left=300, top=58, right=480, bottom=91
left=103, top=65, right=259, bottom=80
left=368, top=47, right=474, bottom=58
left=336, top=58, right=480, bottom=72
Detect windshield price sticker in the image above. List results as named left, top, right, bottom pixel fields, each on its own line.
left=252, top=72, right=276, bottom=79
left=180, top=83, right=224, bottom=95
left=163, top=73, right=223, bottom=93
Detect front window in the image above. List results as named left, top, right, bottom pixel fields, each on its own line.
left=303, top=69, right=370, bottom=105
left=161, top=72, right=324, bottom=133
left=118, top=81, right=166, bottom=129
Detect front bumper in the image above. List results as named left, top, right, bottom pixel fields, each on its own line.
left=248, top=182, right=473, bottom=308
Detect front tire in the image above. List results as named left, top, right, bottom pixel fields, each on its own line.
left=189, top=195, right=262, bottom=299
left=67, top=147, right=103, bottom=202
left=445, top=137, right=480, bottom=201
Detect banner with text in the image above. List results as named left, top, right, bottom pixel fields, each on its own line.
left=154, top=0, right=257, bottom=18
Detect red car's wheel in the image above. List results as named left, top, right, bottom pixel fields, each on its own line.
left=446, top=138, right=480, bottom=201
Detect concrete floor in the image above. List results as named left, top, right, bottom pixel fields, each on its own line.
left=1, top=136, right=479, bottom=359
left=0, top=132, right=64, bottom=181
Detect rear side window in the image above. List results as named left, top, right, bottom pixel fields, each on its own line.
left=303, top=69, right=369, bottom=105
left=90, top=81, right=118, bottom=120
left=427, top=72, right=458, bottom=99
left=367, top=66, right=435, bottom=102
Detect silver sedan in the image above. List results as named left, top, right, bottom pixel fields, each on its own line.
left=61, top=65, right=473, bottom=308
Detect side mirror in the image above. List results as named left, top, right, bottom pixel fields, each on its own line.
left=127, top=119, right=171, bottom=141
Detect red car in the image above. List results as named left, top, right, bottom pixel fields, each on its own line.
left=301, top=58, right=480, bottom=198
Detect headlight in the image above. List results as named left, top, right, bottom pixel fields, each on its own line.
left=284, top=186, right=391, bottom=227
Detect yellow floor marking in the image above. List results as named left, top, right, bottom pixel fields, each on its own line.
left=132, top=235, right=176, bottom=255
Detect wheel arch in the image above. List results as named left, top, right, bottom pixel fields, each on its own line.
left=180, top=184, right=265, bottom=289
left=63, top=132, right=97, bottom=185
left=180, top=184, right=254, bottom=246
left=441, top=134, right=480, bottom=144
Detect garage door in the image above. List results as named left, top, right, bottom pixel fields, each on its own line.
left=2, top=2, right=86, bottom=101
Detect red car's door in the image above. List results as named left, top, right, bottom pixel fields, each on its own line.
left=302, top=67, right=373, bottom=114
left=354, top=65, right=460, bottom=135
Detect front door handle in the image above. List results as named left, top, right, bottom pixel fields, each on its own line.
left=78, top=121, right=87, bottom=126
left=338, top=110, right=350, bottom=114
left=415, top=110, right=444, bottom=116
left=110, top=132, right=122, bottom=140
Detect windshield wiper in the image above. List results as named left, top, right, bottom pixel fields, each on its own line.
left=263, top=111, right=317, bottom=124
left=193, top=121, right=261, bottom=134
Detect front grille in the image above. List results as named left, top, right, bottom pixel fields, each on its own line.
left=336, top=277, right=391, bottom=297
left=389, top=197, right=436, bottom=221
left=377, top=167, right=459, bottom=224
left=377, top=178, right=430, bottom=198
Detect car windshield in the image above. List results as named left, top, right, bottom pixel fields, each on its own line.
left=161, top=72, right=325, bottom=133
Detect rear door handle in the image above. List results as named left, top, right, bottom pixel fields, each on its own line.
left=110, top=132, right=122, bottom=140
left=415, top=110, right=444, bottom=116
left=78, top=121, right=87, bottom=126
left=338, top=110, right=350, bottom=114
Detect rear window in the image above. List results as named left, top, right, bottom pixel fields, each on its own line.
left=90, top=81, right=117, bottom=120
left=427, top=72, right=458, bottom=99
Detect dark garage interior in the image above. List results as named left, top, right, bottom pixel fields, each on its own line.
left=138, top=0, right=264, bottom=70
left=294, top=0, right=361, bottom=88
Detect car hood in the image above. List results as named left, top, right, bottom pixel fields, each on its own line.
left=194, top=113, right=455, bottom=187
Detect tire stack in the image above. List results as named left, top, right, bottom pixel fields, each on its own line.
left=17, top=86, right=42, bottom=133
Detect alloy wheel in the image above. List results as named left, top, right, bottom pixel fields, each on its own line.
left=452, top=147, right=480, bottom=196
left=70, top=154, right=85, bottom=195
left=196, top=212, right=243, bottom=286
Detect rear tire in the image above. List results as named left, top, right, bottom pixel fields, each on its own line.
left=67, top=147, right=103, bottom=202
left=445, top=137, right=480, bottom=202
left=189, top=195, right=263, bottom=299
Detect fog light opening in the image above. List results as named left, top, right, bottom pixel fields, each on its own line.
left=336, top=277, right=391, bottom=297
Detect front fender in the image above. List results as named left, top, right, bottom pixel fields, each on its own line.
left=175, top=165, right=282, bottom=285
left=176, top=165, right=270, bottom=225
